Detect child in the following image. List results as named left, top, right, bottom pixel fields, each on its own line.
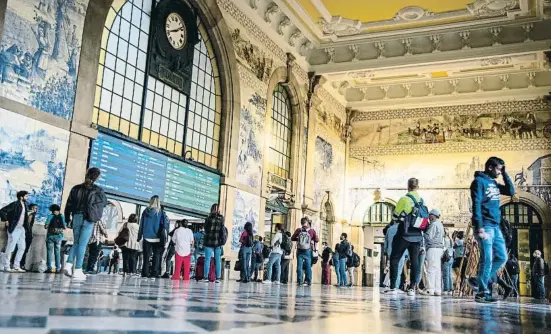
left=44, top=204, right=66, bottom=273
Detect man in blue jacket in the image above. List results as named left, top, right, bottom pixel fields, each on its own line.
left=470, top=157, right=514, bottom=303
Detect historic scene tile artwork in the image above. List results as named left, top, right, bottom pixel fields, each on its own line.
left=0, top=0, right=89, bottom=120
left=0, top=107, right=69, bottom=223
left=231, top=189, right=260, bottom=251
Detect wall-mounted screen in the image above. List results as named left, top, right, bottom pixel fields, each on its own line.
left=90, top=132, right=220, bottom=215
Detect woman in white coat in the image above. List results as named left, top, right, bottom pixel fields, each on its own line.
left=119, top=214, right=142, bottom=277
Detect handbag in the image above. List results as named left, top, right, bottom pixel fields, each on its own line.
left=157, top=213, right=168, bottom=245
left=234, top=260, right=242, bottom=271
left=114, top=223, right=130, bottom=247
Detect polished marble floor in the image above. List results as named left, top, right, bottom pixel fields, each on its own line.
left=0, top=272, right=550, bottom=334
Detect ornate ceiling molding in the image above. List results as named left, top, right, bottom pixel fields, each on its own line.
left=350, top=138, right=551, bottom=157
left=319, top=16, right=362, bottom=37
left=467, top=0, right=519, bottom=18
left=238, top=64, right=268, bottom=98
left=393, top=6, right=435, bottom=22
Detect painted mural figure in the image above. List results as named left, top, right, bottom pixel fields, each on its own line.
left=0, top=45, right=23, bottom=83
left=32, top=21, right=51, bottom=76
left=67, top=25, right=79, bottom=77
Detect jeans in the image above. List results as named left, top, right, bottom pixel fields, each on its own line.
left=173, top=253, right=191, bottom=280
left=204, top=246, right=222, bottom=279
left=395, top=253, right=407, bottom=289
left=322, top=262, right=331, bottom=285
left=67, top=214, right=95, bottom=269
left=511, top=274, right=519, bottom=292
left=390, top=237, right=421, bottom=290
left=86, top=242, right=102, bottom=272
left=2, top=226, right=26, bottom=269
left=266, top=253, right=282, bottom=282
left=334, top=264, right=341, bottom=285
left=46, top=235, right=63, bottom=271
left=297, top=250, right=312, bottom=284
left=348, top=267, right=355, bottom=286
left=416, top=251, right=426, bottom=287
left=535, top=276, right=546, bottom=299
left=476, top=224, right=507, bottom=295
left=426, top=248, right=443, bottom=294
left=240, top=246, right=252, bottom=282
left=122, top=248, right=137, bottom=274
left=338, top=258, right=348, bottom=286
left=280, top=258, right=290, bottom=284
left=142, top=240, right=163, bottom=278
left=442, top=258, right=454, bottom=292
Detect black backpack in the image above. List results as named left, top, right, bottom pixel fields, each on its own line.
left=352, top=253, right=360, bottom=268
left=281, top=233, right=292, bottom=254
left=48, top=214, right=65, bottom=235
left=262, top=244, right=271, bottom=259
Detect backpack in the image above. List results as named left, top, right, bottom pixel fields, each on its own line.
left=544, top=261, right=550, bottom=276
left=352, top=252, right=360, bottom=268
left=244, top=233, right=254, bottom=247
left=297, top=229, right=312, bottom=250
left=114, top=223, right=130, bottom=247
left=86, top=186, right=107, bottom=223
left=112, top=249, right=120, bottom=260
left=220, top=225, right=228, bottom=245
left=48, top=214, right=65, bottom=235
left=442, top=249, right=451, bottom=263
left=405, top=194, right=429, bottom=230
left=281, top=233, right=292, bottom=254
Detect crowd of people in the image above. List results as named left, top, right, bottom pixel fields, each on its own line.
left=0, top=159, right=548, bottom=302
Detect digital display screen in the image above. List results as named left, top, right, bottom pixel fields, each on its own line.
left=90, top=133, right=220, bottom=215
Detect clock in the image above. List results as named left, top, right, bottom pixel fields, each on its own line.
left=165, top=12, right=187, bottom=50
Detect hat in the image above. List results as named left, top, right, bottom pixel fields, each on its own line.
left=429, top=209, right=441, bottom=217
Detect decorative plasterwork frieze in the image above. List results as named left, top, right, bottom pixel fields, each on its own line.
left=238, top=64, right=268, bottom=98
left=317, top=87, right=346, bottom=119
left=217, top=0, right=309, bottom=82
left=350, top=138, right=551, bottom=157
left=467, top=0, right=518, bottom=18
left=353, top=99, right=551, bottom=122
left=319, top=16, right=362, bottom=37
left=393, top=6, right=435, bottom=21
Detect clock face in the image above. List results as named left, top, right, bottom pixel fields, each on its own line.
left=165, top=12, right=186, bottom=50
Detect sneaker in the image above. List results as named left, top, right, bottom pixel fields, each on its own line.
left=407, top=289, right=416, bottom=297
left=467, top=277, right=479, bottom=293
left=161, top=273, right=170, bottom=279
left=396, top=289, right=405, bottom=295
left=45, top=268, right=55, bottom=274
left=383, top=288, right=397, bottom=295
left=215, top=279, right=221, bottom=284
left=263, top=280, right=272, bottom=285
left=150, top=277, right=156, bottom=281
left=72, top=269, right=87, bottom=281
left=475, top=293, right=496, bottom=303
left=200, top=279, right=209, bottom=283
left=434, top=292, right=442, bottom=296
left=63, top=263, right=73, bottom=278
left=13, top=268, right=26, bottom=273
left=418, top=289, right=430, bottom=295
left=274, top=281, right=281, bottom=285
left=303, top=282, right=310, bottom=287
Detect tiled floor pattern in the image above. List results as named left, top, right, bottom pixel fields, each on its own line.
left=0, top=273, right=550, bottom=333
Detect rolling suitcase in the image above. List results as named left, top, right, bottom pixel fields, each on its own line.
left=195, top=256, right=217, bottom=281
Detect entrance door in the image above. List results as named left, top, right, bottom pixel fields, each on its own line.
left=502, top=202, right=543, bottom=296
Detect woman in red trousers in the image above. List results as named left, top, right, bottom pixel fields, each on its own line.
left=171, top=220, right=194, bottom=280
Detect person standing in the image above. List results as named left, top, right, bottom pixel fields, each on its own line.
left=108, top=246, right=121, bottom=274
left=264, top=224, right=283, bottom=284
left=332, top=243, right=341, bottom=287
left=138, top=196, right=168, bottom=280
left=442, top=228, right=454, bottom=295
left=17, top=203, right=38, bottom=270
left=280, top=231, right=292, bottom=284
left=348, top=245, right=359, bottom=287
left=44, top=204, right=66, bottom=273
left=0, top=191, right=30, bottom=272
left=119, top=213, right=141, bottom=277
left=86, top=220, right=108, bottom=274
left=203, top=204, right=226, bottom=283
left=384, top=221, right=407, bottom=293
left=321, top=242, right=332, bottom=285
left=172, top=220, right=194, bottom=280
left=423, top=209, right=444, bottom=296
left=471, top=157, right=515, bottom=303
left=239, top=222, right=254, bottom=283
left=193, top=225, right=205, bottom=266
left=291, top=218, right=319, bottom=287
left=63, top=167, right=108, bottom=280
left=532, top=250, right=546, bottom=300
left=252, top=236, right=265, bottom=282
left=506, top=254, right=520, bottom=297
left=386, top=178, right=426, bottom=297
left=336, top=233, right=350, bottom=288
left=452, top=231, right=466, bottom=287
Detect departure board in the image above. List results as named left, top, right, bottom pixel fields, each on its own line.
left=90, top=133, right=220, bottom=215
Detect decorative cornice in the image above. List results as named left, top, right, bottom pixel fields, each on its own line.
left=350, top=138, right=551, bottom=157
left=218, top=0, right=308, bottom=82
left=238, top=64, right=268, bottom=98
left=317, top=87, right=346, bottom=119
left=354, top=99, right=551, bottom=122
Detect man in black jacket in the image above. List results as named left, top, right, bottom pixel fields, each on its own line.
left=63, top=167, right=108, bottom=281
left=0, top=191, right=29, bottom=272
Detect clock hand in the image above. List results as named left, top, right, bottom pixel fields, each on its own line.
left=168, top=27, right=184, bottom=33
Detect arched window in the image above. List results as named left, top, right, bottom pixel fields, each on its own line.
left=501, top=202, right=542, bottom=225
left=363, top=202, right=395, bottom=226
left=269, top=84, right=292, bottom=179
left=93, top=0, right=221, bottom=169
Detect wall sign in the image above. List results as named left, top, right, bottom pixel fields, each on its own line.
left=89, top=132, right=220, bottom=215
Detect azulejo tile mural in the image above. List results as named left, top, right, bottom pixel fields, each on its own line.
left=313, top=136, right=345, bottom=219
left=0, top=108, right=69, bottom=223
left=231, top=189, right=260, bottom=251
left=0, top=0, right=89, bottom=120
left=236, top=87, right=267, bottom=193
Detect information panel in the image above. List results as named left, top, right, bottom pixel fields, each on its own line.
left=90, top=133, right=220, bottom=215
